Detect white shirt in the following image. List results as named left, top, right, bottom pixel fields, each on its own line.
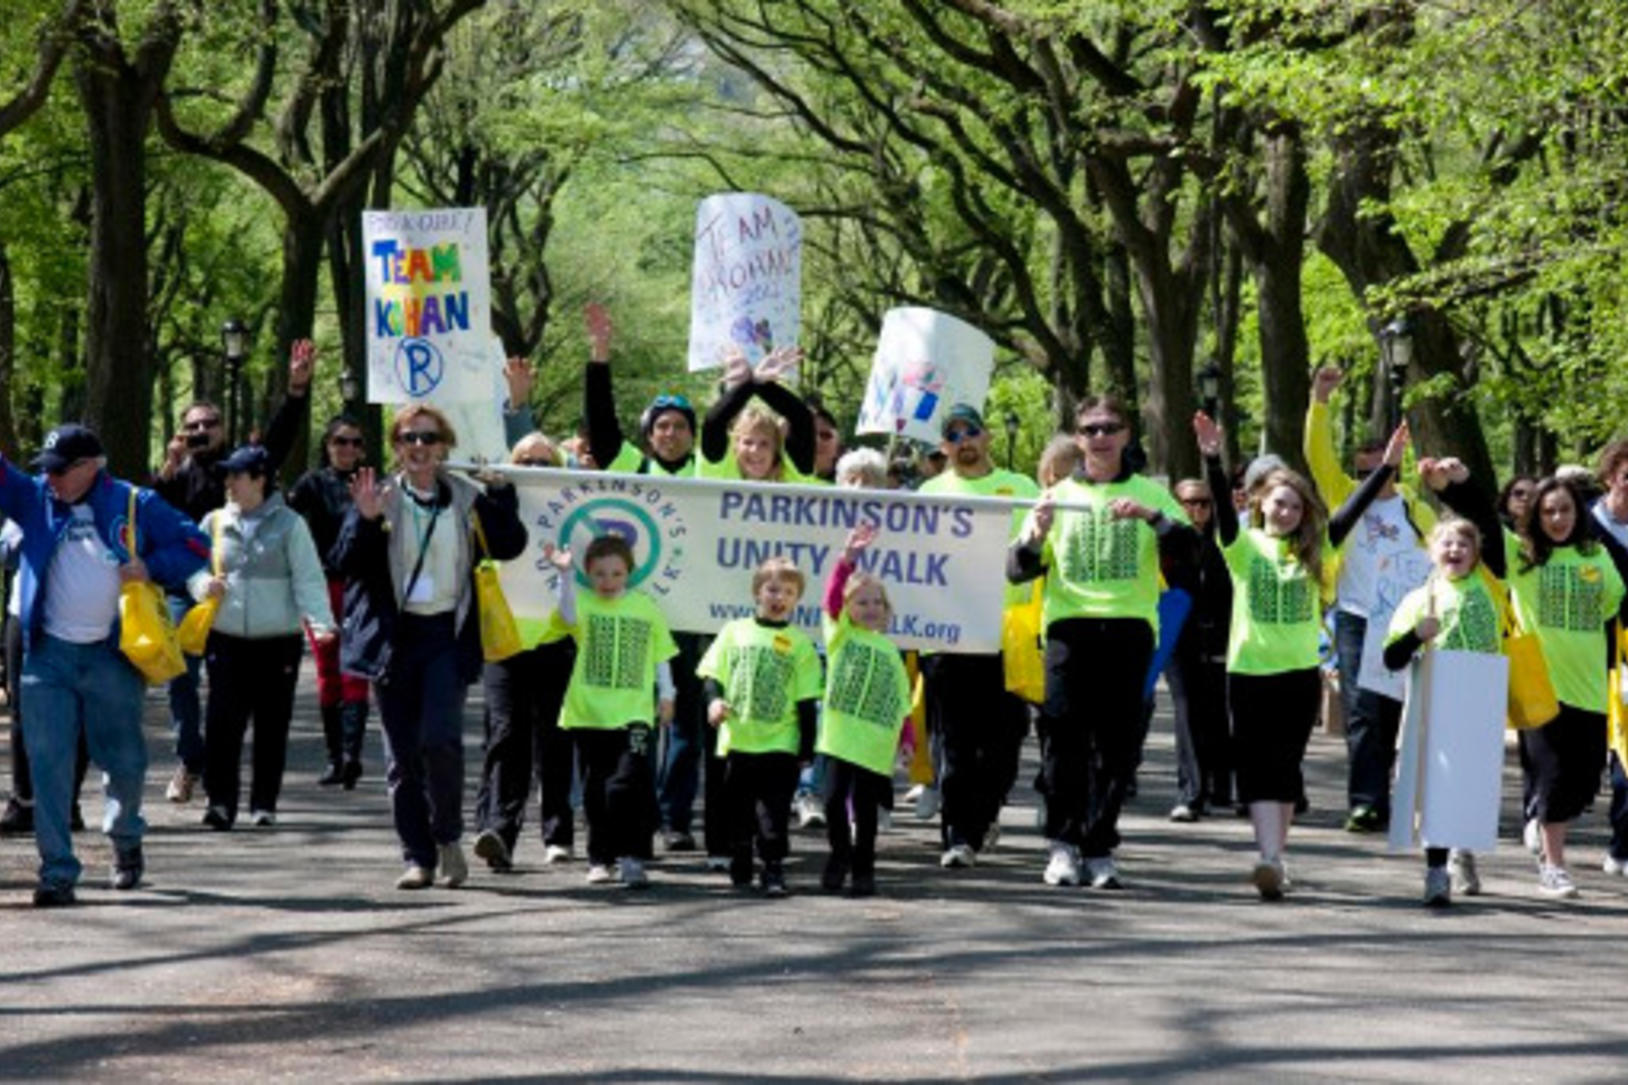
left=401, top=492, right=460, bottom=616
left=42, top=505, right=123, bottom=643
left=1335, top=493, right=1420, bottom=617
left=1592, top=499, right=1628, bottom=550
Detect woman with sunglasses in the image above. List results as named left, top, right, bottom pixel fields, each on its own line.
left=1007, top=396, right=1199, bottom=890
left=288, top=415, right=372, bottom=788
left=331, top=405, right=527, bottom=890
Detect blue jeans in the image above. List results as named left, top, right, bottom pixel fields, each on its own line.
left=20, top=634, right=147, bottom=889
left=1334, top=611, right=1402, bottom=817
left=377, top=615, right=467, bottom=869
left=166, top=593, right=205, bottom=772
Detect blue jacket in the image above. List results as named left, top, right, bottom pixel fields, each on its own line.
left=0, top=456, right=211, bottom=653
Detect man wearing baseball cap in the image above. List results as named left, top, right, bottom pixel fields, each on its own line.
left=1, top=424, right=209, bottom=906
left=917, top=404, right=1040, bottom=868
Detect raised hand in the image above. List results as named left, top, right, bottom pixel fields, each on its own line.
left=584, top=302, right=613, bottom=363
left=1382, top=420, right=1411, bottom=468
left=288, top=339, right=315, bottom=394
left=720, top=347, right=752, bottom=389
left=755, top=346, right=803, bottom=385
left=1192, top=411, right=1223, bottom=458
left=503, top=356, right=536, bottom=409
left=541, top=542, right=574, bottom=572
left=842, top=521, right=878, bottom=564
left=350, top=466, right=386, bottom=520
left=1312, top=364, right=1342, bottom=404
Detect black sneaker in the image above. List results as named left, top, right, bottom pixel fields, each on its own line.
left=112, top=845, right=144, bottom=890
left=473, top=829, right=514, bottom=872
left=0, top=797, right=33, bottom=835
left=761, top=861, right=787, bottom=898
left=316, top=761, right=343, bottom=787
left=202, top=805, right=234, bottom=831
left=340, top=759, right=363, bottom=791
left=1344, top=805, right=1383, bottom=833
left=848, top=873, right=876, bottom=898
left=33, top=883, right=76, bottom=908
left=821, top=855, right=849, bottom=893
left=729, top=853, right=754, bottom=888
left=664, top=829, right=697, bottom=853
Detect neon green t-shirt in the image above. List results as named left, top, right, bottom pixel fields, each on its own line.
left=548, top=590, right=678, bottom=730
left=605, top=444, right=692, bottom=478
left=1038, top=473, right=1189, bottom=633
left=1507, top=534, right=1624, bottom=713
left=1385, top=573, right=1503, bottom=657
left=922, top=467, right=1040, bottom=608
left=817, top=612, right=911, bottom=776
left=696, top=446, right=813, bottom=485
left=1222, top=527, right=1326, bottom=675
left=697, top=618, right=823, bottom=756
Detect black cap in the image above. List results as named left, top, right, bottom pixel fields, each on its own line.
left=32, top=424, right=104, bottom=473
left=220, top=444, right=271, bottom=477
left=940, top=403, right=985, bottom=437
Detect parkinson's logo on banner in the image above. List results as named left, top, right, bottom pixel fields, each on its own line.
left=525, top=480, right=690, bottom=597
left=857, top=307, right=995, bottom=444
left=362, top=207, right=493, bottom=404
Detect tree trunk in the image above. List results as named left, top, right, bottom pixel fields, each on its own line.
left=1137, top=258, right=1203, bottom=481
left=273, top=216, right=325, bottom=477
left=1102, top=239, right=1136, bottom=410
left=1251, top=129, right=1312, bottom=476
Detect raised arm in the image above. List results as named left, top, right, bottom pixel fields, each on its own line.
left=751, top=350, right=816, bottom=474
left=827, top=523, right=874, bottom=618
left=260, top=339, right=314, bottom=472
left=1328, top=422, right=1408, bottom=548
left=1422, top=457, right=1506, bottom=579
left=582, top=303, right=627, bottom=469
left=700, top=353, right=756, bottom=463
left=1303, top=365, right=1356, bottom=509
left=1194, top=413, right=1238, bottom=546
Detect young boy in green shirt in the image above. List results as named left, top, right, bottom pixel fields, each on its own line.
left=698, top=556, right=823, bottom=897
left=545, top=536, right=677, bottom=888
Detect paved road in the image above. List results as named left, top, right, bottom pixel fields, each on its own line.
left=3, top=675, right=1627, bottom=1083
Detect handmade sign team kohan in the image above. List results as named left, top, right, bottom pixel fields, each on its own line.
left=462, top=466, right=1035, bottom=654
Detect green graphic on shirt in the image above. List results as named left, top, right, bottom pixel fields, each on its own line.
left=724, top=645, right=795, bottom=723
left=1443, top=587, right=1500, bottom=652
left=585, top=613, right=651, bottom=690
left=1538, top=565, right=1606, bottom=632
left=828, top=642, right=903, bottom=728
left=1246, top=555, right=1315, bottom=625
left=1058, top=507, right=1141, bottom=584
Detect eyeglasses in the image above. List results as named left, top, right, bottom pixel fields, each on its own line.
left=945, top=426, right=983, bottom=444
left=1179, top=497, right=1213, bottom=508
left=513, top=457, right=552, bottom=467
left=397, top=431, right=443, bottom=446
left=328, top=436, right=364, bottom=448
left=650, top=393, right=692, bottom=411
left=1076, top=422, right=1126, bottom=438
left=184, top=418, right=222, bottom=432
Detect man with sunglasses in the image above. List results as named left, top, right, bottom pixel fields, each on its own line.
left=918, top=404, right=1040, bottom=869
left=1306, top=365, right=1435, bottom=836
left=152, top=340, right=316, bottom=805
left=1, top=425, right=209, bottom=905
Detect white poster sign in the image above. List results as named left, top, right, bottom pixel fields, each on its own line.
left=1389, top=649, right=1508, bottom=853
left=687, top=193, right=802, bottom=372
left=363, top=207, right=492, bottom=404
left=1357, top=548, right=1435, bottom=700
left=492, top=469, right=1012, bottom=652
left=432, top=338, right=512, bottom=465
left=855, top=307, right=995, bottom=444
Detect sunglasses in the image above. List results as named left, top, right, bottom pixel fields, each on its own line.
left=650, top=393, right=692, bottom=411
left=513, top=457, right=552, bottom=467
left=328, top=436, right=364, bottom=448
left=184, top=418, right=222, bottom=431
left=1180, top=497, right=1213, bottom=508
left=397, top=431, right=443, bottom=446
left=1076, top=422, right=1126, bottom=438
left=945, top=426, right=983, bottom=443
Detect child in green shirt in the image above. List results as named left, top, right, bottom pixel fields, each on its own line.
left=817, top=524, right=913, bottom=897
left=545, top=535, right=677, bottom=889
left=697, top=556, right=823, bottom=897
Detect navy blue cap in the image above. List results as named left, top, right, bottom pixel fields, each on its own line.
left=220, top=444, right=271, bottom=476
left=940, top=403, right=985, bottom=437
left=32, top=424, right=104, bottom=473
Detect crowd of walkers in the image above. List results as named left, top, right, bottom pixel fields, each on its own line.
left=5, top=316, right=1628, bottom=912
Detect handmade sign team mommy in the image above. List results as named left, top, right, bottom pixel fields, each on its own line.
left=490, top=468, right=1013, bottom=652
left=363, top=207, right=493, bottom=403
left=687, top=193, right=802, bottom=372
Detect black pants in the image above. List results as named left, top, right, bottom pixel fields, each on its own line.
left=202, top=632, right=304, bottom=820
left=6, top=615, right=90, bottom=805
left=1168, top=633, right=1231, bottom=808
left=1040, top=618, right=1154, bottom=858
left=1521, top=704, right=1605, bottom=824
left=1335, top=611, right=1404, bottom=816
left=575, top=725, right=655, bottom=865
left=475, top=639, right=576, bottom=853
left=377, top=614, right=468, bottom=869
left=726, top=751, right=800, bottom=864
left=1230, top=668, right=1322, bottom=805
left=656, top=631, right=714, bottom=838
left=822, top=758, right=891, bottom=879
left=923, top=651, right=1029, bottom=850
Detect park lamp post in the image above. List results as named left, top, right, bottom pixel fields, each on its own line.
left=1379, top=315, right=1414, bottom=431
left=220, top=319, right=249, bottom=446
left=1196, top=359, right=1222, bottom=420
left=1004, top=409, right=1020, bottom=470
left=338, top=363, right=361, bottom=410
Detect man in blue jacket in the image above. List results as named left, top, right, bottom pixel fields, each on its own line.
left=0, top=425, right=209, bottom=906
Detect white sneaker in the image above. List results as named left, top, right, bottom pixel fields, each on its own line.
left=1085, top=856, right=1121, bottom=890
left=914, top=786, right=941, bottom=821
left=437, top=841, right=468, bottom=888
left=585, top=863, right=617, bottom=884
left=904, top=784, right=926, bottom=804
left=703, top=855, right=731, bottom=873
left=542, top=844, right=572, bottom=864
left=940, top=843, right=976, bottom=869
left=1537, top=863, right=1578, bottom=899
left=1042, top=842, right=1080, bottom=887
left=982, top=822, right=1001, bottom=853
left=1423, top=866, right=1452, bottom=907
left=795, top=793, right=826, bottom=829
left=1523, top=817, right=1542, bottom=856
left=1604, top=853, right=1628, bottom=876
left=1168, top=803, right=1198, bottom=823
left=1252, top=857, right=1285, bottom=901
left=249, top=809, right=276, bottom=828
left=1449, top=850, right=1481, bottom=895
left=165, top=765, right=196, bottom=804
left=618, top=857, right=650, bottom=888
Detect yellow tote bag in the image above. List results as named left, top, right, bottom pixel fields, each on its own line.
left=118, top=490, right=187, bottom=685
left=1001, top=579, right=1046, bottom=704
left=1497, top=579, right=1559, bottom=731
left=176, top=516, right=223, bottom=656
left=472, top=514, right=523, bottom=663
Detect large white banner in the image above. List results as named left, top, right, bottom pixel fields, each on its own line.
left=490, top=468, right=1013, bottom=652
left=856, top=307, right=995, bottom=444
left=687, top=193, right=802, bottom=372
left=363, top=207, right=492, bottom=404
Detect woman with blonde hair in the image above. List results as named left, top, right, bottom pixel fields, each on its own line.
left=698, top=348, right=816, bottom=482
